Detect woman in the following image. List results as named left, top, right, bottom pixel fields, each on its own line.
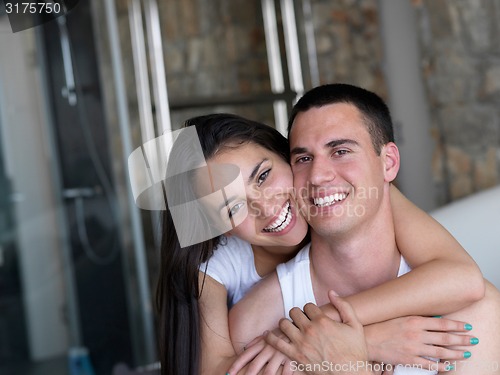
left=156, top=114, right=483, bottom=375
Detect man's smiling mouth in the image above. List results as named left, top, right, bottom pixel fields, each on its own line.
left=312, top=193, right=348, bottom=207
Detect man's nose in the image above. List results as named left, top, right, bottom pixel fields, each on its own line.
left=308, top=159, right=336, bottom=186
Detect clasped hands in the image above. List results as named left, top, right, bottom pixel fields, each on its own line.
left=228, top=291, right=476, bottom=375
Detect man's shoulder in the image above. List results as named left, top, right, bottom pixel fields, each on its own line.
left=276, top=243, right=311, bottom=278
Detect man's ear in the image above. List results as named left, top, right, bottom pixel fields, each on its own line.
left=381, top=142, right=400, bottom=182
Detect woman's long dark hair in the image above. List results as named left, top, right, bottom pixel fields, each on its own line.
left=156, top=114, right=289, bottom=374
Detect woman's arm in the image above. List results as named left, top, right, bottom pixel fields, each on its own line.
left=198, top=235, right=292, bottom=375
left=198, top=273, right=239, bottom=374
left=200, top=273, right=290, bottom=375
left=322, top=186, right=484, bottom=325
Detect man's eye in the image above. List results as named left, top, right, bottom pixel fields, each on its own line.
left=228, top=202, right=244, bottom=218
left=334, top=149, right=349, bottom=156
left=295, top=156, right=312, bottom=164
left=257, top=169, right=270, bottom=186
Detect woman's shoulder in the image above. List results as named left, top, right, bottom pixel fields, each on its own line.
left=213, top=235, right=253, bottom=259
left=199, top=236, right=253, bottom=278
left=201, top=236, right=259, bottom=306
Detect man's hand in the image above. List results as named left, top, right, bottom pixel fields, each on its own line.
left=265, top=290, right=373, bottom=374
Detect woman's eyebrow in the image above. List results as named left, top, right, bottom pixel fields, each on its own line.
left=248, top=158, right=268, bottom=183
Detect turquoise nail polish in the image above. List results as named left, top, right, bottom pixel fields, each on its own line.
left=446, top=365, right=454, bottom=371
left=433, top=315, right=442, bottom=318
left=470, top=337, right=479, bottom=345
left=464, top=323, right=473, bottom=331
left=463, top=351, right=472, bottom=358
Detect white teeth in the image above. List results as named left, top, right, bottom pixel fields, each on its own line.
left=313, top=193, right=347, bottom=207
left=264, top=202, right=292, bottom=233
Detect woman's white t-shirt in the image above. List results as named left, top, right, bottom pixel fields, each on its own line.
left=200, top=236, right=262, bottom=307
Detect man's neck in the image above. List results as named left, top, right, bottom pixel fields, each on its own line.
left=309, top=192, right=401, bottom=305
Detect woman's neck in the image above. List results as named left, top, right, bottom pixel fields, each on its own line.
left=251, top=238, right=308, bottom=277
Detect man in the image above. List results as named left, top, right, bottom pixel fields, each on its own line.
left=229, top=84, right=500, bottom=374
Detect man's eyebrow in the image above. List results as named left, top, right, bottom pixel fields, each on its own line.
left=248, top=158, right=268, bottom=183
left=290, top=146, right=308, bottom=156
left=290, top=139, right=358, bottom=156
left=326, top=139, right=359, bottom=148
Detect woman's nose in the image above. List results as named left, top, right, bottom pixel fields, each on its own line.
left=249, top=196, right=281, bottom=219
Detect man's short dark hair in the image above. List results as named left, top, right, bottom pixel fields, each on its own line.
left=288, top=84, right=394, bottom=155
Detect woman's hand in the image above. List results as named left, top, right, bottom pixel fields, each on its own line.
left=227, top=330, right=294, bottom=375
left=365, top=315, right=477, bottom=372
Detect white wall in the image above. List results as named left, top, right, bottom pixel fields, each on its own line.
left=0, top=18, right=68, bottom=360
left=431, top=185, right=500, bottom=290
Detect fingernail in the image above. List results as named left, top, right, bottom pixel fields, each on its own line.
left=464, top=323, right=473, bottom=331
left=433, top=315, right=442, bottom=318
left=263, top=330, right=269, bottom=335
left=470, top=337, right=479, bottom=345
left=445, top=365, right=454, bottom=371
left=463, top=351, right=472, bottom=359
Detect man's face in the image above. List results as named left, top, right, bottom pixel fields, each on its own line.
left=289, top=102, right=394, bottom=238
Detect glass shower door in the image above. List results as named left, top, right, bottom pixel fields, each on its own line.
left=0, top=91, right=29, bottom=368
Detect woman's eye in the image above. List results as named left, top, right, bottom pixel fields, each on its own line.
left=228, top=202, right=244, bottom=218
left=257, top=169, right=270, bottom=186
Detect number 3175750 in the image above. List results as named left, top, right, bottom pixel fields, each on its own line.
left=5, top=2, right=62, bottom=14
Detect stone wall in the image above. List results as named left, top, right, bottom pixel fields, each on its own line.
left=414, top=0, right=500, bottom=204
left=310, top=0, right=387, bottom=96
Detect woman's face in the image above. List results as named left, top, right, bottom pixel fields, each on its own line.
left=200, top=142, right=308, bottom=250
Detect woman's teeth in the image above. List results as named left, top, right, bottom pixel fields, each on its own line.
left=313, top=193, right=347, bottom=207
left=264, top=202, right=292, bottom=233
